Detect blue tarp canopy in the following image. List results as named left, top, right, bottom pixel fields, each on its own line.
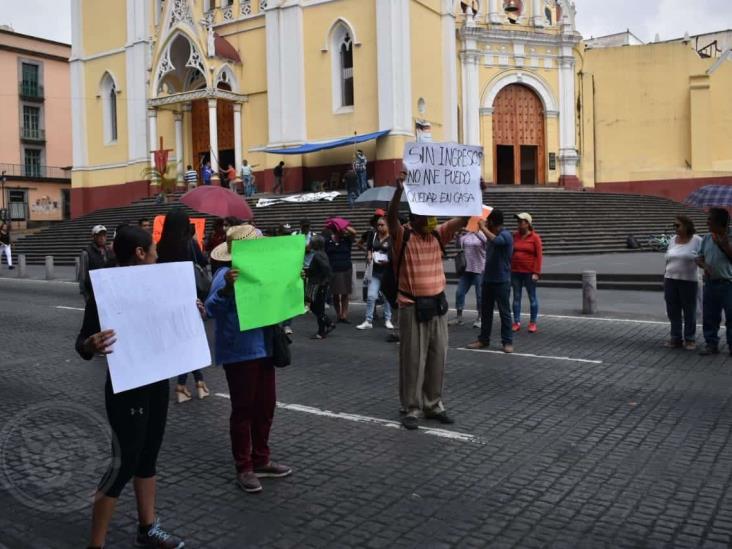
left=262, top=129, right=391, bottom=155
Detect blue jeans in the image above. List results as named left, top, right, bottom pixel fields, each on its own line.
left=479, top=281, right=512, bottom=345
left=702, top=279, right=732, bottom=349
left=512, top=273, right=539, bottom=323
left=356, top=170, right=368, bottom=194
left=365, top=276, right=392, bottom=322
left=243, top=175, right=255, bottom=197
left=348, top=191, right=358, bottom=208
left=456, top=272, right=483, bottom=312
left=664, top=278, right=698, bottom=342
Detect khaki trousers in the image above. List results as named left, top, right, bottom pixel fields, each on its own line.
left=398, top=304, right=449, bottom=416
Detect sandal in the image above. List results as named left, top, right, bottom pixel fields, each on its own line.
left=176, top=385, right=192, bottom=403
left=196, top=381, right=210, bottom=399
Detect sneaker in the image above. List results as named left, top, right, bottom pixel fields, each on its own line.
left=135, top=519, right=184, bottom=548
left=424, top=411, right=455, bottom=424
left=356, top=321, right=373, bottom=330
left=512, top=323, right=521, bottom=332
left=528, top=322, right=538, bottom=334
left=663, top=339, right=683, bottom=349
left=401, top=415, right=419, bottom=430
left=472, top=319, right=482, bottom=329
left=236, top=471, right=263, bottom=493
left=196, top=381, right=210, bottom=399
left=254, top=462, right=292, bottom=478
left=699, top=345, right=720, bottom=356
left=385, top=320, right=395, bottom=330
left=466, top=340, right=487, bottom=350
left=684, top=341, right=697, bottom=351
left=283, top=326, right=293, bottom=336
left=448, top=317, right=464, bottom=327
left=175, top=386, right=192, bottom=404
left=502, top=344, right=514, bottom=354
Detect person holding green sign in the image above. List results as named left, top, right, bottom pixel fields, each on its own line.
left=207, top=224, right=292, bottom=494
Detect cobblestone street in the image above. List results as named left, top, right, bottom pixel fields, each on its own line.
left=1, top=279, right=731, bottom=548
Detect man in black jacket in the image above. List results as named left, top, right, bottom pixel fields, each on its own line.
left=78, top=225, right=115, bottom=300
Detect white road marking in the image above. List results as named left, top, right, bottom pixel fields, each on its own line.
left=213, top=393, right=480, bottom=443
left=55, top=305, right=85, bottom=311
left=457, top=347, right=603, bottom=364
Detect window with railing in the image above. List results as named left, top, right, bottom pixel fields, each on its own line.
left=21, top=63, right=40, bottom=97
left=22, top=106, right=43, bottom=140
left=24, top=149, right=42, bottom=178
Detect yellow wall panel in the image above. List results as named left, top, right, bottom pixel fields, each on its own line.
left=82, top=0, right=126, bottom=54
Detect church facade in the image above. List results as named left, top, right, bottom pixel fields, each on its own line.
left=69, top=0, right=732, bottom=216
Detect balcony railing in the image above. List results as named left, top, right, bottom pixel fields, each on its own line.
left=0, top=163, right=71, bottom=180
left=18, top=82, right=44, bottom=99
left=20, top=127, right=46, bottom=141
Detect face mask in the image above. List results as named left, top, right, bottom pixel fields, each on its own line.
left=424, top=217, right=438, bottom=234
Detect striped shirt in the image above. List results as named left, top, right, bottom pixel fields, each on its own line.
left=392, top=222, right=458, bottom=307
left=184, top=169, right=198, bottom=186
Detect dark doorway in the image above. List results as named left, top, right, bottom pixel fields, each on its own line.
left=219, top=149, right=235, bottom=188
left=520, top=145, right=538, bottom=185
left=61, top=189, right=71, bottom=219
left=496, top=145, right=515, bottom=185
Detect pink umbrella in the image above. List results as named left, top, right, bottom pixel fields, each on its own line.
left=325, top=217, right=351, bottom=232
left=180, top=186, right=253, bottom=220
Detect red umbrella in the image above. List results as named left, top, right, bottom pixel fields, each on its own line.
left=180, top=186, right=253, bottom=220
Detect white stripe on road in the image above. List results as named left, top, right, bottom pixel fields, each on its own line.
left=458, top=347, right=603, bottom=364
left=55, top=305, right=85, bottom=311
left=213, top=393, right=480, bottom=444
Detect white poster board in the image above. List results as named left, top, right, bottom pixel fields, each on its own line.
left=402, top=141, right=484, bottom=216
left=90, top=262, right=212, bottom=394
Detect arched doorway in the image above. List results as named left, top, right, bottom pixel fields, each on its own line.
left=492, top=84, right=545, bottom=185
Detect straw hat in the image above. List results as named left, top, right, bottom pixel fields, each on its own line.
left=210, top=224, right=260, bottom=262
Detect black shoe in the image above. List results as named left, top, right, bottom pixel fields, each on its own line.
left=699, top=345, right=720, bottom=356
left=424, top=411, right=455, bottom=425
left=135, top=519, right=184, bottom=548
left=401, top=415, right=419, bottom=430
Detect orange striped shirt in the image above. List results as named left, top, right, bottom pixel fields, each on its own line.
left=392, top=222, right=458, bottom=307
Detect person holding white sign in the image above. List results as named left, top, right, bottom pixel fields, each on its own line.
left=388, top=171, right=468, bottom=431
left=75, top=225, right=185, bottom=549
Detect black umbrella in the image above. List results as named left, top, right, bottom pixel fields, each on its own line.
left=353, top=186, right=408, bottom=208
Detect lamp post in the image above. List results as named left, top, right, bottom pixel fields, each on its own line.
left=1, top=170, right=6, bottom=223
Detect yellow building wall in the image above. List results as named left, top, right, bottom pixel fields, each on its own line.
left=82, top=54, right=129, bottom=169
left=81, top=0, right=126, bottom=54
left=582, top=42, right=720, bottom=184
left=302, top=0, right=379, bottom=141
left=709, top=63, right=732, bottom=172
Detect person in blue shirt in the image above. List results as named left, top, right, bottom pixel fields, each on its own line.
left=202, top=162, right=213, bottom=185
left=468, top=208, right=515, bottom=353
left=206, top=224, right=292, bottom=493
left=696, top=207, right=732, bottom=356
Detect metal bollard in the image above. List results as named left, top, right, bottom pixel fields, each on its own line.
left=582, top=270, right=598, bottom=315
left=74, top=257, right=80, bottom=282
left=17, top=254, right=27, bottom=278
left=45, top=255, right=54, bottom=280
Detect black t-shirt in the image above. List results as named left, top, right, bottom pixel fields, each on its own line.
left=0, top=230, right=9, bottom=245
left=274, top=164, right=284, bottom=177
left=368, top=234, right=392, bottom=277
left=325, top=236, right=353, bottom=272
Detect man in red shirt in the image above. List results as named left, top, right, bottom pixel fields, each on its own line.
left=511, top=212, right=543, bottom=333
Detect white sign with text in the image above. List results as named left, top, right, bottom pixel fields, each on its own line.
left=402, top=141, right=484, bottom=216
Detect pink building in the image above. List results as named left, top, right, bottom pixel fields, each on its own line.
left=0, top=27, right=71, bottom=227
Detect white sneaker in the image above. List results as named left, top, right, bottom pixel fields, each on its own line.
left=385, top=320, right=395, bottom=330
left=472, top=319, right=482, bottom=329
left=356, top=321, right=373, bottom=330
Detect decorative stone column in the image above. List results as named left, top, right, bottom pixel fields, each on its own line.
left=174, top=111, right=185, bottom=191
left=207, top=98, right=220, bottom=185
left=532, top=0, right=545, bottom=27
left=488, top=0, right=502, bottom=24
left=234, top=103, right=243, bottom=173
left=558, top=47, right=580, bottom=188
left=147, top=108, right=160, bottom=194
left=460, top=35, right=481, bottom=146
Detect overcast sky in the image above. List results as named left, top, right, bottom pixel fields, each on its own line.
left=2, top=0, right=731, bottom=45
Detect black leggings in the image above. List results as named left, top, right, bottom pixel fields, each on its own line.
left=310, top=285, right=332, bottom=335
left=98, top=375, right=169, bottom=498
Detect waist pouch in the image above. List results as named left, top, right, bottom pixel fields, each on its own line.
left=411, top=292, right=449, bottom=323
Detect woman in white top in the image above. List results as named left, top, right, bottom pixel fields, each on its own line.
left=664, top=215, right=702, bottom=349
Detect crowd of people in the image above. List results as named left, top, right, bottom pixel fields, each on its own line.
left=71, top=178, right=731, bottom=548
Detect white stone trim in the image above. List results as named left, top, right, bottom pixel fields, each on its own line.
left=322, top=17, right=361, bottom=51
left=69, top=48, right=126, bottom=63
left=481, top=70, right=559, bottom=112
left=266, top=3, right=307, bottom=143
left=376, top=0, right=413, bottom=134
left=215, top=63, right=240, bottom=92
left=329, top=20, right=355, bottom=113
left=126, top=0, right=150, bottom=164
left=442, top=1, right=458, bottom=142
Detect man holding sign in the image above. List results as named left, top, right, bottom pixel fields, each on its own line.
left=389, top=157, right=471, bottom=430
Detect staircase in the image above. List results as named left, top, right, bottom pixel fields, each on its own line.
left=10, top=189, right=707, bottom=266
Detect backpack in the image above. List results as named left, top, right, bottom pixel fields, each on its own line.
left=626, top=235, right=641, bottom=249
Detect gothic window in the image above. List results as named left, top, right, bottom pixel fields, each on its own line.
left=100, top=73, right=118, bottom=144
left=545, top=7, right=552, bottom=25
left=330, top=23, right=355, bottom=110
